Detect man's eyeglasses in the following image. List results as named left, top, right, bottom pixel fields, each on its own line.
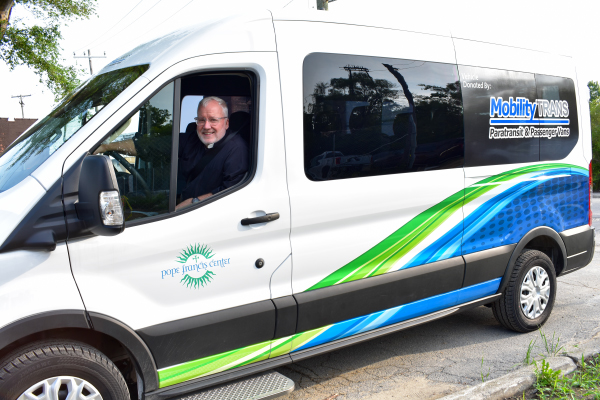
left=195, top=117, right=227, bottom=126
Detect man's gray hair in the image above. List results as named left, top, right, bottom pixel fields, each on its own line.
left=198, top=96, right=228, bottom=118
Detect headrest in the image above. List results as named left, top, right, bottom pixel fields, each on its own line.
left=228, top=111, right=250, bottom=132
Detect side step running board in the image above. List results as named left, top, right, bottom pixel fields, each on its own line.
left=174, top=371, right=295, bottom=400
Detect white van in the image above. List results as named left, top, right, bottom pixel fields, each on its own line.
left=0, top=8, right=594, bottom=400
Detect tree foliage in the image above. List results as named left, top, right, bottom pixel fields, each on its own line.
left=0, top=0, right=96, bottom=100
left=589, top=81, right=600, bottom=190
left=589, top=81, right=600, bottom=103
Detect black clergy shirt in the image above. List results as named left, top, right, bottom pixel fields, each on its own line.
left=178, top=129, right=249, bottom=201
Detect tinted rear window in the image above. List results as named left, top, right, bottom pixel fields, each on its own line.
left=303, top=53, right=464, bottom=181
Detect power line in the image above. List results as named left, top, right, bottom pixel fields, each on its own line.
left=126, top=0, right=195, bottom=45
left=74, top=0, right=146, bottom=53
left=85, top=0, right=166, bottom=52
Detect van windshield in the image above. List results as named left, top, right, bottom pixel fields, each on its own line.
left=0, top=64, right=149, bottom=193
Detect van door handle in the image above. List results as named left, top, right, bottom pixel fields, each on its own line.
left=241, top=212, right=280, bottom=226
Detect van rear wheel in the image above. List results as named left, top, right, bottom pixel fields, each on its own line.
left=492, top=249, right=557, bottom=333
left=0, top=340, right=130, bottom=400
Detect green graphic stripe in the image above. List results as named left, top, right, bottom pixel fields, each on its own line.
left=306, top=163, right=581, bottom=292
left=158, top=340, right=271, bottom=388
left=306, top=189, right=466, bottom=291
left=269, top=336, right=294, bottom=358
left=158, top=327, right=331, bottom=388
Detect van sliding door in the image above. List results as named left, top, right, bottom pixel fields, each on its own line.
left=277, top=22, right=469, bottom=354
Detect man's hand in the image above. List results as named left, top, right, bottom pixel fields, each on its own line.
left=92, top=139, right=137, bottom=156
left=93, top=143, right=107, bottom=154
left=175, top=193, right=213, bottom=211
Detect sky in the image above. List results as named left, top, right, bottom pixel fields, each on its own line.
left=1, top=0, right=599, bottom=121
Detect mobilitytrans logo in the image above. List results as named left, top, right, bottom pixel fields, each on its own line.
left=488, top=97, right=570, bottom=140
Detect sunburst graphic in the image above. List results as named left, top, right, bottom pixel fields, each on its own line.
left=176, top=243, right=214, bottom=263
left=176, top=244, right=217, bottom=289
left=180, top=270, right=216, bottom=289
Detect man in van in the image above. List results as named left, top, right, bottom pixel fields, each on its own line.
left=176, top=96, right=248, bottom=209
left=95, top=96, right=248, bottom=209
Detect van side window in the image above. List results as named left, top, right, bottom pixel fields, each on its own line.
left=460, top=67, right=539, bottom=167
left=303, top=53, right=464, bottom=181
left=94, top=82, right=174, bottom=222
left=535, top=74, right=579, bottom=161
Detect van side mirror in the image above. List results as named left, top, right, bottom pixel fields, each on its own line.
left=76, top=155, right=125, bottom=236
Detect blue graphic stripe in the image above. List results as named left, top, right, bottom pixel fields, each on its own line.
left=292, top=279, right=501, bottom=353
left=404, top=218, right=464, bottom=268
left=462, top=169, right=588, bottom=255
left=400, top=168, right=588, bottom=269
left=490, top=119, right=570, bottom=125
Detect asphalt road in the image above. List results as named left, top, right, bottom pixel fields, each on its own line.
left=276, top=198, right=600, bottom=400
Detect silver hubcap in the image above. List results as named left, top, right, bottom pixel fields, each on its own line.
left=520, top=266, right=551, bottom=319
left=17, top=376, right=103, bottom=400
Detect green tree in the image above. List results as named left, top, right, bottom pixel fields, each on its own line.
left=590, top=81, right=600, bottom=190
left=0, top=0, right=96, bottom=100
left=589, top=81, right=600, bottom=103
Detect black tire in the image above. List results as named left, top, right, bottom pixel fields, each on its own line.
left=492, top=249, right=557, bottom=333
left=0, top=340, right=130, bottom=400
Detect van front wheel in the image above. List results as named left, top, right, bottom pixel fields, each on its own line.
left=0, top=341, right=130, bottom=400
left=492, top=250, right=557, bottom=333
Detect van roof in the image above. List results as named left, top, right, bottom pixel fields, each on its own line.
left=98, top=10, right=277, bottom=79
left=98, top=8, right=570, bottom=80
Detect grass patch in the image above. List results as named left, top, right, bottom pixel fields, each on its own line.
left=510, top=354, right=600, bottom=399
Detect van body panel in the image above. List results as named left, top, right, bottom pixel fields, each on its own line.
left=461, top=164, right=589, bottom=256
left=269, top=254, right=293, bottom=299
left=137, top=300, right=276, bottom=369
left=276, top=21, right=464, bottom=298
left=271, top=9, right=452, bottom=37
left=0, top=244, right=85, bottom=330
left=462, top=244, right=515, bottom=287
left=0, top=176, right=46, bottom=246
left=67, top=52, right=290, bottom=330
left=452, top=38, right=575, bottom=78
left=154, top=277, right=501, bottom=388
left=98, top=11, right=277, bottom=80
left=577, top=75, right=593, bottom=163
left=88, top=312, right=160, bottom=391
left=560, top=225, right=594, bottom=273
left=294, top=255, right=464, bottom=332
left=275, top=21, right=456, bottom=64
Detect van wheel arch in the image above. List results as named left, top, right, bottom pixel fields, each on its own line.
left=497, top=226, right=567, bottom=295
left=0, top=310, right=159, bottom=394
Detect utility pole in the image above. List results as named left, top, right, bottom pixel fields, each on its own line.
left=11, top=94, right=31, bottom=118
left=73, top=49, right=107, bottom=75
left=342, top=65, right=370, bottom=96
left=316, top=0, right=335, bottom=10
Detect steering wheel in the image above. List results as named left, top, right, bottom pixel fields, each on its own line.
left=106, top=151, right=151, bottom=194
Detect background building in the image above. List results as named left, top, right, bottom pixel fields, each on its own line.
left=0, top=118, right=36, bottom=153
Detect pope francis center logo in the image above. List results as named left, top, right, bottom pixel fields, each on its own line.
left=160, top=244, right=231, bottom=289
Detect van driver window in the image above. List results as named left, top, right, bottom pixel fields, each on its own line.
left=175, top=73, right=254, bottom=210
left=175, top=96, right=249, bottom=210
left=93, top=73, right=254, bottom=222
